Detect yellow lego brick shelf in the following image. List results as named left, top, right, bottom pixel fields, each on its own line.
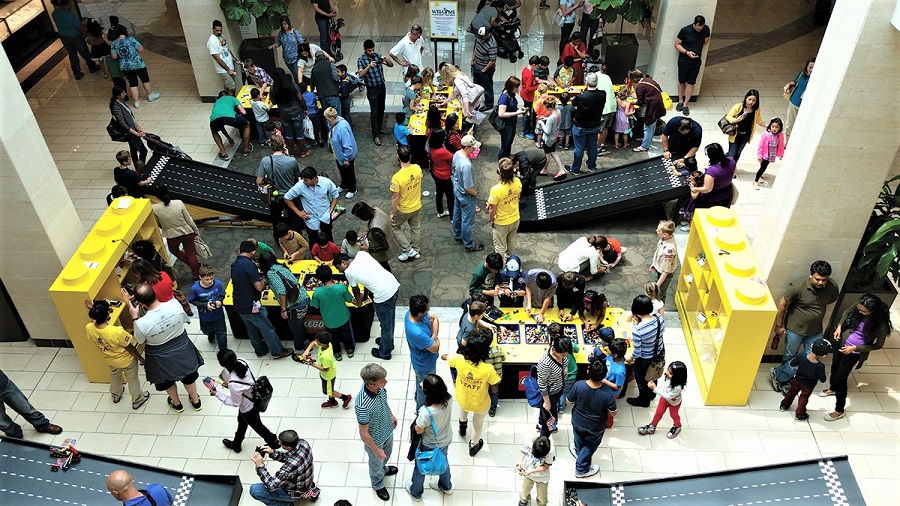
left=675, top=207, right=777, bottom=405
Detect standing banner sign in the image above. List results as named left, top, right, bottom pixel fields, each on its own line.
left=429, top=1, right=459, bottom=40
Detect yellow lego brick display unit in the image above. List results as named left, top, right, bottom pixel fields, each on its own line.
left=48, top=198, right=167, bottom=382
left=675, top=207, right=777, bottom=406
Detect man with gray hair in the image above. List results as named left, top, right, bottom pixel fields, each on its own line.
left=354, top=363, right=398, bottom=501
left=566, top=72, right=607, bottom=176
left=389, top=25, right=425, bottom=70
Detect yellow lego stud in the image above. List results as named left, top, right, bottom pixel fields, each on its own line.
left=735, top=281, right=768, bottom=305
left=706, top=206, right=736, bottom=227
left=725, top=256, right=756, bottom=277
left=94, top=215, right=123, bottom=237
left=715, top=228, right=746, bottom=251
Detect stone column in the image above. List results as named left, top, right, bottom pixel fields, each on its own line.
left=175, top=0, right=245, bottom=101
left=755, top=0, right=900, bottom=321
left=646, top=0, right=718, bottom=100
left=0, top=47, right=85, bottom=343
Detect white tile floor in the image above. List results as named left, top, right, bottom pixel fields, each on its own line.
left=8, top=0, right=900, bottom=504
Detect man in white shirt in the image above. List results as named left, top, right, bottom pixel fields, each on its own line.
left=593, top=70, right=617, bottom=155
left=333, top=252, right=401, bottom=360
left=208, top=20, right=237, bottom=95
left=389, top=24, right=425, bottom=71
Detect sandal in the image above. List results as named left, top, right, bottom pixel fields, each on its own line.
left=299, top=150, right=312, bottom=158
left=632, top=146, right=648, bottom=152
left=112, top=387, right=124, bottom=404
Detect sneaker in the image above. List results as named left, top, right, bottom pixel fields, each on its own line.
left=385, top=465, right=399, bottom=476
left=488, top=406, right=497, bottom=417
left=429, top=482, right=453, bottom=495
left=778, top=404, right=787, bottom=412
left=465, top=244, right=485, bottom=252
left=519, top=501, right=529, bottom=506
left=272, top=348, right=294, bottom=359
left=167, top=397, right=185, bottom=413
left=371, top=348, right=392, bottom=360
left=334, top=353, right=343, bottom=361
left=190, top=398, right=202, bottom=411
left=345, top=191, right=356, bottom=199
left=675, top=102, right=684, bottom=112
left=222, top=438, right=242, bottom=453
left=347, top=349, right=355, bottom=358
left=683, top=105, right=690, bottom=115
left=597, top=148, right=609, bottom=157
left=406, top=487, right=422, bottom=502
left=74, top=72, right=85, bottom=80
left=468, top=438, right=484, bottom=456
left=373, top=136, right=382, bottom=146
left=637, top=424, right=656, bottom=435
left=569, top=442, right=577, bottom=458
left=322, top=399, right=339, bottom=408
left=375, top=487, right=390, bottom=501
left=217, top=153, right=230, bottom=160
left=410, top=248, right=421, bottom=259
left=132, top=391, right=150, bottom=410
left=242, top=144, right=255, bottom=157
left=437, top=211, right=450, bottom=218
left=342, top=394, right=353, bottom=409
left=522, top=132, right=535, bottom=140
left=770, top=367, right=780, bottom=392
left=574, top=464, right=600, bottom=478
left=398, top=250, right=413, bottom=262
left=794, top=413, right=809, bottom=421
left=459, top=420, right=468, bottom=437
left=817, top=389, right=836, bottom=397
left=147, top=92, right=161, bottom=102
left=824, top=411, right=845, bottom=421
left=133, top=101, right=140, bottom=109
left=666, top=426, right=682, bottom=439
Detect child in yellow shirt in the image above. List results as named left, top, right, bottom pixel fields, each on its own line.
left=86, top=300, right=149, bottom=409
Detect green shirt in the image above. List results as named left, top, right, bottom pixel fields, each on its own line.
left=783, top=277, right=839, bottom=336
left=210, top=95, right=241, bottom=121
left=317, top=343, right=337, bottom=381
left=566, top=343, right=580, bottom=380
left=468, top=263, right=497, bottom=298
left=257, top=241, right=276, bottom=257
left=310, top=283, right=352, bottom=328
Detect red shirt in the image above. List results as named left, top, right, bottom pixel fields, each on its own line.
left=146, top=271, right=174, bottom=302
left=430, top=147, right=453, bottom=180
left=520, top=65, right=537, bottom=102
left=311, top=241, right=341, bottom=261
left=560, top=43, right=586, bottom=86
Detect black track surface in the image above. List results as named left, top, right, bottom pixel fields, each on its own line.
left=0, top=437, right=241, bottom=505
left=519, top=156, right=688, bottom=231
left=565, top=456, right=865, bottom=505
left=146, top=154, right=271, bottom=222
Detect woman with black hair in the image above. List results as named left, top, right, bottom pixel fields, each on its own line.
left=691, top=143, right=736, bottom=209
left=86, top=300, right=150, bottom=409
left=821, top=294, right=892, bottom=421
left=442, top=329, right=499, bottom=456
left=269, top=68, right=309, bottom=157
left=205, top=349, right=279, bottom=452
left=110, top=85, right=148, bottom=164
left=350, top=201, right=397, bottom=271
left=627, top=295, right=665, bottom=408
left=408, top=374, right=454, bottom=499
left=131, top=257, right=174, bottom=303
left=443, top=112, right=465, bottom=153
left=723, top=89, right=766, bottom=161
left=257, top=250, right=309, bottom=355
left=151, top=184, right=201, bottom=280
left=429, top=129, right=454, bottom=218
left=535, top=335, right=569, bottom=437
left=269, top=15, right=305, bottom=84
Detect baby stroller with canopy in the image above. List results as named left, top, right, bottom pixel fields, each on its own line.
left=494, top=17, right=524, bottom=63
left=329, top=18, right=345, bottom=62
left=145, top=133, right=192, bottom=160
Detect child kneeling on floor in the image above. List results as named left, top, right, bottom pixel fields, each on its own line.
left=637, top=361, right=688, bottom=439
left=779, top=338, right=830, bottom=421
left=300, top=331, right=352, bottom=409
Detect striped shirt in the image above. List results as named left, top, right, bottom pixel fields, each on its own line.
left=355, top=385, right=394, bottom=445
left=632, top=315, right=664, bottom=359
left=536, top=350, right=567, bottom=396
left=472, top=35, right=497, bottom=70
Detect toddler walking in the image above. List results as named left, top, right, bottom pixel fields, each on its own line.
left=86, top=300, right=150, bottom=409
left=754, top=118, right=785, bottom=189
left=637, top=361, right=687, bottom=439
left=779, top=338, right=830, bottom=421
left=517, top=436, right=555, bottom=506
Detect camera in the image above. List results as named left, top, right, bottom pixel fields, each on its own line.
left=255, top=446, right=266, bottom=456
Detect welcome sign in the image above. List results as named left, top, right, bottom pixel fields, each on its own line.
left=429, top=1, right=459, bottom=40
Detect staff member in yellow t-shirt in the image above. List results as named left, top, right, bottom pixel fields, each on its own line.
left=440, top=329, right=501, bottom=457
left=487, top=158, right=523, bottom=257
left=85, top=299, right=150, bottom=410
left=390, top=145, right=424, bottom=263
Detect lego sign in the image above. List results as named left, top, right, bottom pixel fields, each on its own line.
left=429, top=1, right=458, bottom=40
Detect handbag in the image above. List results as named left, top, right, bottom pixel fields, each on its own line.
left=107, top=118, right=129, bottom=142
left=644, top=315, right=666, bottom=382
left=488, top=105, right=505, bottom=132
left=414, top=407, right=449, bottom=475
left=783, top=73, right=801, bottom=101
left=553, top=8, right=566, bottom=27
left=718, top=115, right=738, bottom=136
left=641, top=80, right=673, bottom=111
left=258, top=155, right=278, bottom=204
left=194, top=235, right=212, bottom=260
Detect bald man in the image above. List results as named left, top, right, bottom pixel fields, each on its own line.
left=106, top=469, right=174, bottom=506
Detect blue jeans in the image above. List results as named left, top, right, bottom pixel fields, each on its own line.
left=773, top=330, right=823, bottom=384
left=200, top=317, right=228, bottom=350
left=316, top=18, right=331, bottom=53
left=640, top=121, right=655, bottom=149
left=498, top=118, right=517, bottom=160
left=573, top=427, right=605, bottom=475
left=538, top=391, right=562, bottom=437
left=727, top=132, right=751, bottom=161
left=571, top=124, right=601, bottom=173
left=363, top=434, right=394, bottom=489
left=249, top=482, right=294, bottom=506
left=413, top=368, right=436, bottom=413
left=471, top=66, right=495, bottom=111
left=322, top=95, right=341, bottom=117
left=452, top=193, right=477, bottom=248
left=340, top=97, right=353, bottom=125
left=280, top=113, right=304, bottom=142
left=284, top=59, right=299, bottom=83
left=255, top=122, right=271, bottom=144
left=375, top=291, right=400, bottom=357
left=409, top=445, right=452, bottom=498
left=1, top=374, right=52, bottom=438
left=489, top=387, right=499, bottom=411
left=558, top=377, right=575, bottom=412
left=239, top=307, right=285, bottom=357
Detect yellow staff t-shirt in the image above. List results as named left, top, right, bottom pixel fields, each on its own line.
left=447, top=354, right=501, bottom=412
left=85, top=323, right=137, bottom=369
left=487, top=178, right=523, bottom=226
left=390, top=164, right=424, bottom=213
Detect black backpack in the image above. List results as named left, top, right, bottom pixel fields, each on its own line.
left=232, top=360, right=275, bottom=412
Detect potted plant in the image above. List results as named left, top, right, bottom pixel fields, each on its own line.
left=829, top=175, right=900, bottom=328
left=220, top=0, right=290, bottom=74
left=590, top=0, right=658, bottom=84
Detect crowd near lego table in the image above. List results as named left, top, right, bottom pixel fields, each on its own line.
left=29, top=1, right=885, bottom=505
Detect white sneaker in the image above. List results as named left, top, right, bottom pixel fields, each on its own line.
left=574, top=464, right=600, bottom=478
left=133, top=101, right=140, bottom=109
left=437, top=211, right=450, bottom=218
left=147, top=92, right=160, bottom=102
left=429, top=482, right=453, bottom=495
left=398, top=250, right=412, bottom=262
left=410, top=248, right=421, bottom=259
left=345, top=191, right=355, bottom=199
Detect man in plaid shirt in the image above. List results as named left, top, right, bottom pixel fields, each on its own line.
left=357, top=39, right=394, bottom=146
left=249, top=429, right=318, bottom=504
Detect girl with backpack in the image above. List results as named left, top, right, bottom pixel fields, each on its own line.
left=205, top=349, right=279, bottom=453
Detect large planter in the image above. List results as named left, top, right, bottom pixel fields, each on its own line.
left=828, top=276, right=898, bottom=331
left=239, top=37, right=277, bottom=85
left=601, top=33, right=638, bottom=86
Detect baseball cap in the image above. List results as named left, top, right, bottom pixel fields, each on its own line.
left=314, top=50, right=325, bottom=58
left=478, top=27, right=487, bottom=36
left=505, top=258, right=519, bottom=272
left=461, top=135, right=481, bottom=149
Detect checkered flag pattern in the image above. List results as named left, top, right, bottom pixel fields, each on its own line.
left=818, top=459, right=850, bottom=505
left=148, top=156, right=169, bottom=184
left=610, top=484, right=625, bottom=506
left=535, top=189, right=547, bottom=220
left=171, top=475, right=195, bottom=506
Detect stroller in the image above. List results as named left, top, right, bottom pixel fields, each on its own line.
left=329, top=18, right=345, bottom=62
left=494, top=17, right=524, bottom=63
left=145, top=133, right=192, bottom=160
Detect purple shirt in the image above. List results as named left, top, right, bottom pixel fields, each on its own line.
left=844, top=322, right=866, bottom=351
left=703, top=157, right=736, bottom=203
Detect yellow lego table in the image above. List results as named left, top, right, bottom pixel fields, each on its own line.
left=236, top=84, right=273, bottom=110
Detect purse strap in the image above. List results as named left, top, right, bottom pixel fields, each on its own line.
left=275, top=268, right=299, bottom=303
left=423, top=406, right=439, bottom=445
left=649, top=314, right=662, bottom=360
left=639, top=79, right=663, bottom=95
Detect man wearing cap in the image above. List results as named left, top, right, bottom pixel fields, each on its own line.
left=310, top=50, right=342, bottom=115
left=389, top=25, right=425, bottom=70
left=452, top=135, right=485, bottom=252
left=471, top=27, right=497, bottom=110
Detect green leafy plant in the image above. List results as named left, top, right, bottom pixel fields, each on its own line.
left=220, top=0, right=290, bottom=37
left=589, top=0, right=658, bottom=27
left=853, top=175, right=900, bottom=285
